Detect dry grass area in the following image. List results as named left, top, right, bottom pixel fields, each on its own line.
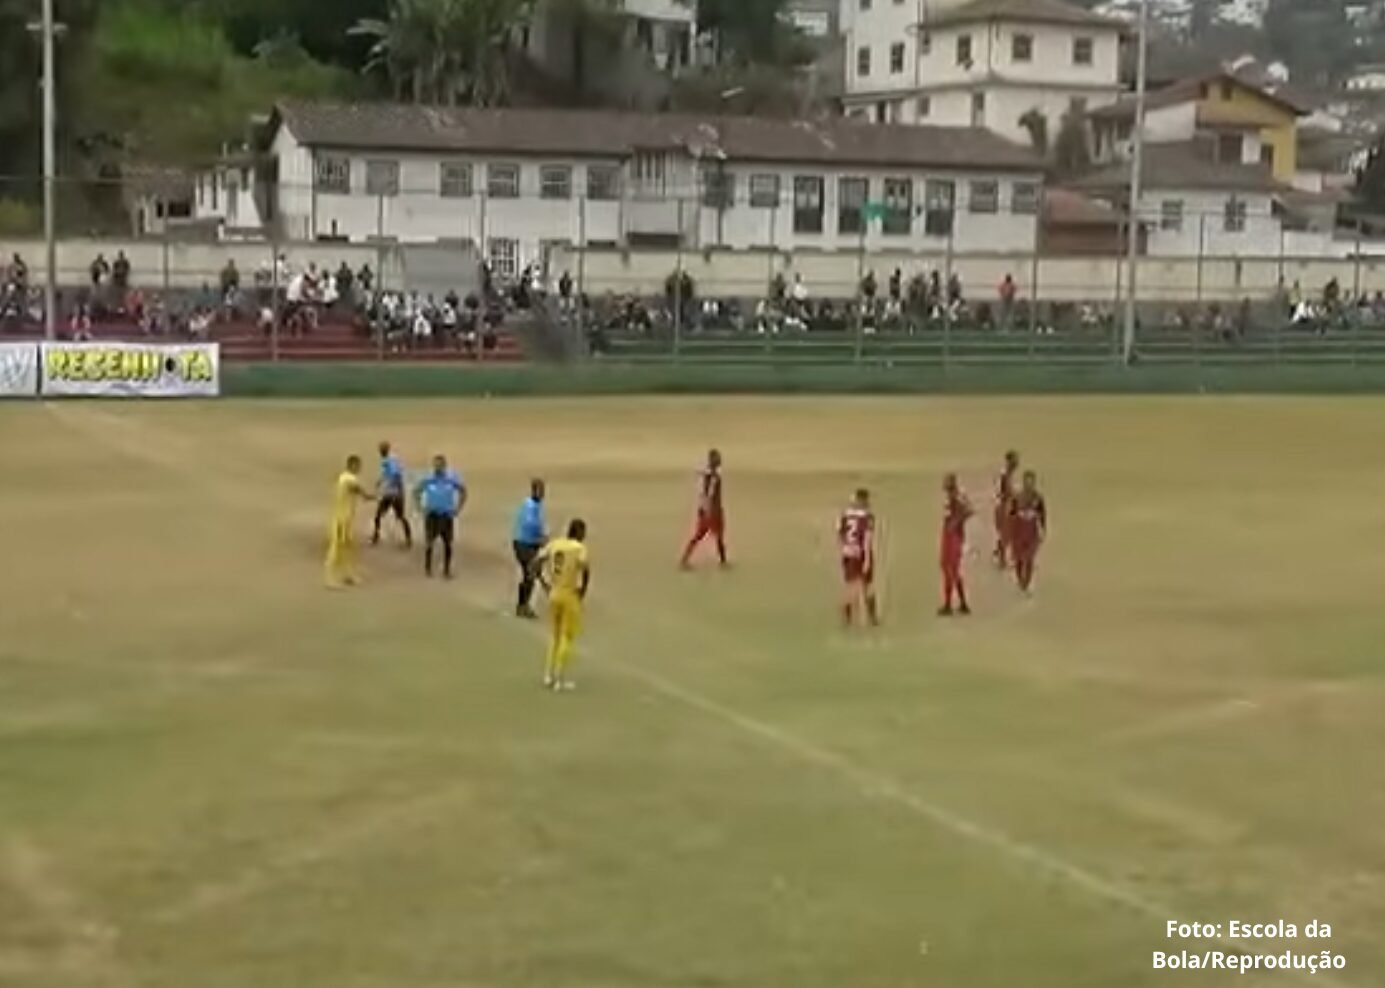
left=1, top=396, right=1383, bottom=988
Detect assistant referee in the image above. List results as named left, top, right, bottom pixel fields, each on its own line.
left=512, top=478, right=547, bottom=618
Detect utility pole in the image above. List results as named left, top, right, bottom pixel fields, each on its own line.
left=1121, top=0, right=1149, bottom=365
left=28, top=0, right=60, bottom=339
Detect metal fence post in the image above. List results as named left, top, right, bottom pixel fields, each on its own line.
left=1111, top=217, right=1124, bottom=362
left=1195, top=213, right=1205, bottom=305
left=854, top=218, right=866, bottom=365
left=942, top=214, right=955, bottom=371
left=269, top=235, right=279, bottom=363
left=674, top=197, right=684, bottom=360
left=1028, top=207, right=1040, bottom=361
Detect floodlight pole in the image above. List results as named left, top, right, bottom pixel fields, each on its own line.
left=41, top=0, right=58, bottom=340
left=1121, top=0, right=1149, bottom=365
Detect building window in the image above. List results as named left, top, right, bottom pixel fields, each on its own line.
left=488, top=237, right=519, bottom=278
left=701, top=163, right=735, bottom=208
left=924, top=179, right=955, bottom=236
left=919, top=31, right=931, bottom=55
left=1073, top=36, right=1093, bottom=66
left=860, top=0, right=871, bottom=9
left=882, top=178, right=912, bottom=235
left=915, top=95, right=932, bottom=118
left=890, top=42, right=905, bottom=73
left=1224, top=195, right=1247, bottom=233
left=1217, top=133, right=1242, bottom=164
left=969, top=179, right=999, bottom=214
left=749, top=173, right=780, bottom=208
left=1069, top=96, right=1088, bottom=116
left=957, top=34, right=972, bottom=66
left=632, top=152, right=667, bottom=191
left=587, top=164, right=620, bottom=200
left=487, top=163, right=520, bottom=198
left=315, top=154, right=350, bottom=194
left=838, top=177, right=868, bottom=234
left=540, top=165, right=572, bottom=200
left=365, top=159, right=400, bottom=197
left=1160, top=199, right=1184, bottom=231
left=971, top=91, right=986, bottom=126
left=793, top=175, right=824, bottom=234
left=1221, top=79, right=1234, bottom=100
left=857, top=45, right=870, bottom=76
left=440, top=161, right=473, bottom=198
left=1012, top=181, right=1039, bottom=214
left=1260, top=144, right=1275, bottom=169
left=1012, top=33, right=1033, bottom=62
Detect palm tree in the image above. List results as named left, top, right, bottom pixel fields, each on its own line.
left=351, top=0, right=528, bottom=105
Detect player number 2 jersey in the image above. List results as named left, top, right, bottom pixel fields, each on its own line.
left=839, top=508, right=874, bottom=560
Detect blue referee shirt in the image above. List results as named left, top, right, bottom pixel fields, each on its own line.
left=416, top=469, right=463, bottom=517
left=379, top=454, right=405, bottom=495
left=513, top=496, right=546, bottom=545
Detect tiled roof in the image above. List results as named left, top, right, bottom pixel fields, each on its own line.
left=1090, top=71, right=1311, bottom=122
left=1066, top=142, right=1287, bottom=194
left=922, top=0, right=1124, bottom=30
left=272, top=101, right=1043, bottom=172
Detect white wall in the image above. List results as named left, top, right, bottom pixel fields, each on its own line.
left=1141, top=189, right=1281, bottom=257
left=272, top=133, right=1043, bottom=265
left=273, top=127, right=314, bottom=241
left=695, top=163, right=1040, bottom=252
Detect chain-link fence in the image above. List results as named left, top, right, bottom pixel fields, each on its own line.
left=2, top=173, right=1382, bottom=364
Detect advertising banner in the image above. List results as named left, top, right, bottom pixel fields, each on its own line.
left=0, top=342, right=39, bottom=398
left=39, top=342, right=220, bottom=398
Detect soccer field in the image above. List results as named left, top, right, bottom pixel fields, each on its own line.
left=2, top=395, right=1384, bottom=988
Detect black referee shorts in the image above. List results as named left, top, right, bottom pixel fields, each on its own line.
left=425, top=512, right=455, bottom=545
left=378, top=492, right=407, bottom=521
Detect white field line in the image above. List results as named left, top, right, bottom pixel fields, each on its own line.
left=51, top=402, right=1356, bottom=986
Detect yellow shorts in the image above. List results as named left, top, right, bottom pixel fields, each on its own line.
left=549, top=595, right=583, bottom=641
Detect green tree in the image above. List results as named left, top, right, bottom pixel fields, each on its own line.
left=350, top=0, right=524, bottom=105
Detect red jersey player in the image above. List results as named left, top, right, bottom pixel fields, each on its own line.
left=993, top=450, right=1020, bottom=568
left=838, top=488, right=879, bottom=627
left=680, top=448, right=728, bottom=569
left=939, top=473, right=973, bottom=616
left=1011, top=470, right=1047, bottom=593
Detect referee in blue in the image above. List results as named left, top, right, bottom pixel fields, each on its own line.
left=414, top=454, right=466, bottom=579
left=512, top=478, right=547, bottom=618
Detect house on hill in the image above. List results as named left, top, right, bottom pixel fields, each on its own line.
left=841, top=0, right=1125, bottom=144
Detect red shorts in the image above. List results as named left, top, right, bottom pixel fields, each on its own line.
left=1011, top=529, right=1039, bottom=560
left=841, top=554, right=873, bottom=585
left=994, top=504, right=1013, bottom=540
left=691, top=511, right=725, bottom=539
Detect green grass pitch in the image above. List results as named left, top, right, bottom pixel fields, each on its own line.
left=1, top=396, right=1383, bottom=988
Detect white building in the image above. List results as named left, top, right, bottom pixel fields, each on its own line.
left=1068, top=143, right=1295, bottom=257
left=191, top=154, right=265, bottom=236
left=264, top=101, right=1044, bottom=278
left=841, top=0, right=1124, bottom=145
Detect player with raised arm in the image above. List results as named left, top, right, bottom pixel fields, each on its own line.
left=371, top=441, right=413, bottom=548
left=532, top=519, right=591, bottom=692
left=325, top=454, right=375, bottom=589
left=1011, top=470, right=1048, bottom=594
left=680, top=448, right=728, bottom=569
left=838, top=488, right=879, bottom=628
left=994, top=450, right=1020, bottom=569
left=939, top=472, right=973, bottom=616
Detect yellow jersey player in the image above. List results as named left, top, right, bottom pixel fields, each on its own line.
left=532, top=519, right=591, bottom=692
left=325, top=454, right=375, bottom=589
